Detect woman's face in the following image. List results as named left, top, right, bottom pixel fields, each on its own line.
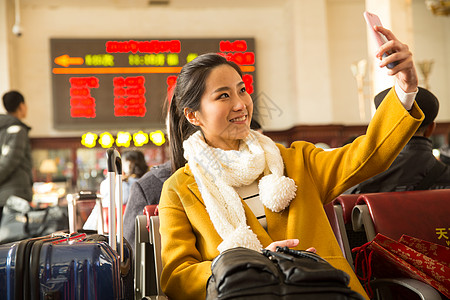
left=122, top=160, right=131, bottom=176
left=186, top=64, right=253, bottom=150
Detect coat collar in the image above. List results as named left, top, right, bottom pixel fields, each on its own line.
left=184, top=164, right=205, bottom=206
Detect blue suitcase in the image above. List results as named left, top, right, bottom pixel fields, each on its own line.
left=0, top=149, right=133, bottom=300
left=0, top=233, right=80, bottom=299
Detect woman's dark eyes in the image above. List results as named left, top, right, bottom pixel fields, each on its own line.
left=217, top=87, right=246, bottom=99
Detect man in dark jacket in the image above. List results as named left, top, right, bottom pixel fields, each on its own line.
left=0, top=91, right=33, bottom=223
left=351, top=87, right=450, bottom=193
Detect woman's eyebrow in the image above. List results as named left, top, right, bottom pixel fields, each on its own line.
left=211, top=81, right=245, bottom=94
left=212, top=86, right=230, bottom=94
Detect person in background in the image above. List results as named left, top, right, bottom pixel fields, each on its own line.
left=103, top=150, right=149, bottom=206
left=158, top=24, right=422, bottom=300
left=438, top=130, right=450, bottom=165
left=83, top=150, right=148, bottom=230
left=0, top=91, right=33, bottom=223
left=350, top=87, right=450, bottom=193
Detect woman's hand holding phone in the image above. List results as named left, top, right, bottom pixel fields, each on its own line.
left=364, top=11, right=398, bottom=69
left=364, top=12, right=418, bottom=93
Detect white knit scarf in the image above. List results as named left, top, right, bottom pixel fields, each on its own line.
left=183, top=130, right=297, bottom=253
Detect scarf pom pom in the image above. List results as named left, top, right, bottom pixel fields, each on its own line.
left=218, top=225, right=262, bottom=253
left=259, top=174, right=297, bottom=212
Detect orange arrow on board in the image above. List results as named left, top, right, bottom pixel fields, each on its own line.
left=54, top=54, right=84, bottom=67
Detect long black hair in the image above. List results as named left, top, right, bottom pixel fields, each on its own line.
left=168, top=53, right=243, bottom=172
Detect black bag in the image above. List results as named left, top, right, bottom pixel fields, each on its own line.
left=206, top=246, right=365, bottom=300
left=0, top=195, right=68, bottom=244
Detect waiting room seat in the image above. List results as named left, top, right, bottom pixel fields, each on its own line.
left=135, top=205, right=167, bottom=300
left=352, top=190, right=450, bottom=246
left=140, top=192, right=447, bottom=300
left=351, top=190, right=449, bottom=300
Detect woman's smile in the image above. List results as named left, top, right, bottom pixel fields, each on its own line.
left=229, top=115, right=248, bottom=123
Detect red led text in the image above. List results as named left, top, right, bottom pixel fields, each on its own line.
left=106, top=40, right=181, bottom=54
left=114, top=76, right=147, bottom=117
left=242, top=74, right=254, bottom=94
left=70, top=76, right=98, bottom=118
left=220, top=40, right=247, bottom=52
left=218, top=52, right=255, bottom=65
left=166, top=75, right=177, bottom=101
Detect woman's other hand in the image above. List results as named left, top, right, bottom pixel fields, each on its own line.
left=375, top=26, right=418, bottom=93
left=266, top=239, right=316, bottom=253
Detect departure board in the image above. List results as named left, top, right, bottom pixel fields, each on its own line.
left=50, top=38, right=256, bottom=130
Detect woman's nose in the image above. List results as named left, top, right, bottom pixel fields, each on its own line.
left=233, top=96, right=247, bottom=111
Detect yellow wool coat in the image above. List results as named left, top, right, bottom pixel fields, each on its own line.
left=158, top=88, right=423, bottom=300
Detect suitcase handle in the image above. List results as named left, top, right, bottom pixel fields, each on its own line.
left=107, top=148, right=122, bottom=174
left=106, top=148, right=124, bottom=263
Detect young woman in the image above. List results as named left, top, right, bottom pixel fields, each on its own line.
left=159, top=26, right=423, bottom=300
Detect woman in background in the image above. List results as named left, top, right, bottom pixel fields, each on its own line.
left=111, top=150, right=149, bottom=205
left=159, top=26, right=422, bottom=300
left=84, top=150, right=149, bottom=230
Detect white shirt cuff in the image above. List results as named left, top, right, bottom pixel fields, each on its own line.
left=394, top=82, right=418, bottom=111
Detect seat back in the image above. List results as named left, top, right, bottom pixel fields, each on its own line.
left=144, top=205, right=158, bottom=219
left=352, top=190, right=450, bottom=246
left=332, top=194, right=360, bottom=225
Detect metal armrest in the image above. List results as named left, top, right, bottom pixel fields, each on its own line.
left=135, top=214, right=151, bottom=299
left=352, top=204, right=376, bottom=241
left=149, top=216, right=166, bottom=297
left=135, top=214, right=168, bottom=299
left=333, top=204, right=354, bottom=267
left=371, top=278, right=442, bottom=300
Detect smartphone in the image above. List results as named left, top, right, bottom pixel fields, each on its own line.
left=363, top=11, right=398, bottom=69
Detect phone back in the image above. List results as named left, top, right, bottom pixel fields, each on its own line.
left=363, top=11, right=387, bottom=47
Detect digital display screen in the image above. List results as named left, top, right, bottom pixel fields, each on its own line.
left=50, top=38, right=256, bottom=130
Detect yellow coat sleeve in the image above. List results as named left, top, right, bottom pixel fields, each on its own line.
left=279, top=88, right=424, bottom=204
